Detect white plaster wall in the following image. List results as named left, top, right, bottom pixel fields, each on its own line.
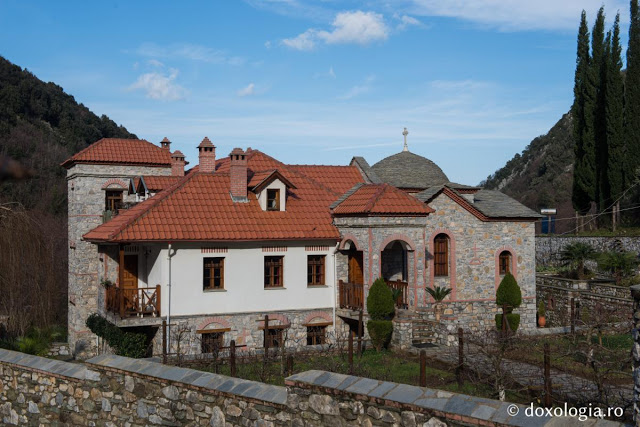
left=147, top=241, right=337, bottom=316
left=257, top=179, right=287, bottom=211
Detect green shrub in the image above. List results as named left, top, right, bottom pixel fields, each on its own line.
left=537, top=301, right=545, bottom=317
left=426, top=286, right=452, bottom=302
left=494, top=313, right=521, bottom=331
left=86, top=314, right=148, bottom=358
left=367, top=320, right=393, bottom=351
left=496, top=273, right=522, bottom=312
left=16, top=336, right=49, bottom=356
left=560, top=242, right=597, bottom=279
left=598, top=251, right=640, bottom=283
left=366, top=277, right=395, bottom=320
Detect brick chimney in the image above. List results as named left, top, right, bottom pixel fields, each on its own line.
left=198, top=137, right=216, bottom=173
left=160, top=137, right=171, bottom=150
left=229, top=148, right=248, bottom=202
left=171, top=150, right=186, bottom=176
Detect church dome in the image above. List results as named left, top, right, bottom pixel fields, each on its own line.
left=371, top=151, right=449, bottom=190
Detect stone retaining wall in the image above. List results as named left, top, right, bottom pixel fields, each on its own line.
left=536, top=236, right=640, bottom=268
left=536, top=275, right=632, bottom=327
left=0, top=348, right=607, bottom=426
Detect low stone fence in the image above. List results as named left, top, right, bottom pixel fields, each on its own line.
left=536, top=275, right=632, bottom=327
left=0, top=347, right=611, bottom=426
left=536, top=236, right=640, bottom=268
left=46, top=342, right=71, bottom=358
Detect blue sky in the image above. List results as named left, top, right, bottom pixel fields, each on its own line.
left=0, top=0, right=630, bottom=184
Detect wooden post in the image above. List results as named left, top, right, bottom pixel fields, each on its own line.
left=287, top=355, right=294, bottom=376
left=162, top=320, right=167, bottom=364
left=419, top=350, right=427, bottom=387
left=119, top=245, right=125, bottom=318
left=230, top=340, right=236, bottom=377
left=348, top=332, right=354, bottom=374
left=544, top=342, right=552, bottom=407
left=357, top=310, right=363, bottom=356
left=570, top=298, right=575, bottom=334
left=155, top=284, right=161, bottom=317
left=457, top=327, right=464, bottom=387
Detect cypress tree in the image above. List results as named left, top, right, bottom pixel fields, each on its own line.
left=625, top=0, right=640, bottom=188
left=572, top=11, right=595, bottom=214
left=591, top=7, right=607, bottom=211
left=605, top=14, right=625, bottom=206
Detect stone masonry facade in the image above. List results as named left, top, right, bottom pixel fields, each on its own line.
left=335, top=192, right=537, bottom=345
left=67, top=163, right=171, bottom=358
left=0, top=348, right=597, bottom=426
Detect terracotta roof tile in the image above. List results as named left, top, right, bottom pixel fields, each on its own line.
left=84, top=151, right=346, bottom=242
left=140, top=176, right=181, bottom=192
left=61, top=138, right=172, bottom=168
left=288, top=165, right=365, bottom=195
left=331, top=184, right=434, bottom=216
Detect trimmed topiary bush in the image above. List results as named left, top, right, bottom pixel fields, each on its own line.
left=496, top=273, right=522, bottom=313
left=86, top=314, right=148, bottom=358
left=495, top=313, right=520, bottom=331
left=366, top=277, right=395, bottom=320
left=537, top=301, right=545, bottom=317
left=367, top=320, right=393, bottom=351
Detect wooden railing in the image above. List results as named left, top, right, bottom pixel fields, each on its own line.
left=386, top=280, right=409, bottom=309
left=338, top=280, right=364, bottom=310
left=106, top=285, right=161, bottom=318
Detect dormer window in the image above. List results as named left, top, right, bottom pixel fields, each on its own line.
left=267, top=189, right=280, bottom=211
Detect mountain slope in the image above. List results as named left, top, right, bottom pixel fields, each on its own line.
left=483, top=112, right=575, bottom=231
left=0, top=56, right=136, bottom=214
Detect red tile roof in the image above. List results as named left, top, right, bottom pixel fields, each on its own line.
left=84, top=151, right=352, bottom=243
left=61, top=138, right=172, bottom=168
left=331, top=184, right=435, bottom=216
left=140, top=176, right=181, bottom=192
left=288, top=165, right=365, bottom=195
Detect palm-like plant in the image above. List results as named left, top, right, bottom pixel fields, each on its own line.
left=426, top=286, right=452, bottom=302
left=598, top=251, right=640, bottom=284
left=560, top=242, right=597, bottom=279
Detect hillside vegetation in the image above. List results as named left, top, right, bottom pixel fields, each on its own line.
left=0, top=56, right=136, bottom=336
left=483, top=113, right=576, bottom=232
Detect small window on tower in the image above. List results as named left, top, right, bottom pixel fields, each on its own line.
left=105, top=190, right=123, bottom=213
left=267, top=189, right=280, bottom=211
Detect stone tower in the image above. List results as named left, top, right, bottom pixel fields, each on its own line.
left=63, top=138, right=173, bottom=358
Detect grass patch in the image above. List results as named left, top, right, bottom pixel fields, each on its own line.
left=0, top=325, right=67, bottom=356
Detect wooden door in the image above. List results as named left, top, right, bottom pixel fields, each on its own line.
left=123, top=255, right=138, bottom=289
left=348, top=251, right=364, bottom=285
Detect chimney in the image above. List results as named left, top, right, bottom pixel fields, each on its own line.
left=229, top=148, right=248, bottom=202
left=171, top=150, right=186, bottom=177
left=198, top=137, right=216, bottom=173
left=160, top=137, right=171, bottom=150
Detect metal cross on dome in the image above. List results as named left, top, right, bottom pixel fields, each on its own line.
left=402, top=127, right=409, bottom=152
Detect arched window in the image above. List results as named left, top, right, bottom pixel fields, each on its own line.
left=498, top=251, right=512, bottom=275
left=434, top=234, right=449, bottom=277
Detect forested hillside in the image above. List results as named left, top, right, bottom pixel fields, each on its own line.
left=483, top=112, right=576, bottom=232
left=0, top=56, right=136, bottom=336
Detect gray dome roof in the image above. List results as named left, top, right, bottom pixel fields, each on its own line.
left=371, top=151, right=449, bottom=190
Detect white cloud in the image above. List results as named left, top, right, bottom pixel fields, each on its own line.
left=282, top=10, right=389, bottom=50
left=329, top=67, right=336, bottom=78
left=395, top=14, right=423, bottom=30
left=147, top=59, right=165, bottom=68
left=339, top=75, right=375, bottom=100
left=409, top=0, right=628, bottom=32
left=264, top=40, right=272, bottom=49
left=237, top=83, right=256, bottom=97
left=129, top=69, right=187, bottom=101
left=134, top=43, right=245, bottom=65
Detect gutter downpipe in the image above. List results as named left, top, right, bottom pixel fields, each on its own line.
left=167, top=242, right=173, bottom=354
left=333, top=242, right=339, bottom=331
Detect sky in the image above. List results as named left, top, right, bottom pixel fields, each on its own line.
left=0, top=0, right=631, bottom=185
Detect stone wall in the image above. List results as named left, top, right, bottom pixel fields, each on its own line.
left=536, top=275, right=633, bottom=327
left=631, top=285, right=640, bottom=425
left=67, top=163, right=171, bottom=359
left=0, top=348, right=604, bottom=426
left=536, top=236, right=640, bottom=268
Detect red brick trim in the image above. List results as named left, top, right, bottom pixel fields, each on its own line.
left=101, top=178, right=128, bottom=190
left=197, top=317, right=232, bottom=331
left=494, top=246, right=518, bottom=289
left=302, top=311, right=333, bottom=325
left=338, top=234, right=363, bottom=251
left=257, top=313, right=290, bottom=328
left=428, top=229, right=457, bottom=302
left=378, top=233, right=417, bottom=252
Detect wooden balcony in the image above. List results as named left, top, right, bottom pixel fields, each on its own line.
left=106, top=285, right=161, bottom=318
left=386, top=280, right=409, bottom=309
left=339, top=280, right=364, bottom=310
